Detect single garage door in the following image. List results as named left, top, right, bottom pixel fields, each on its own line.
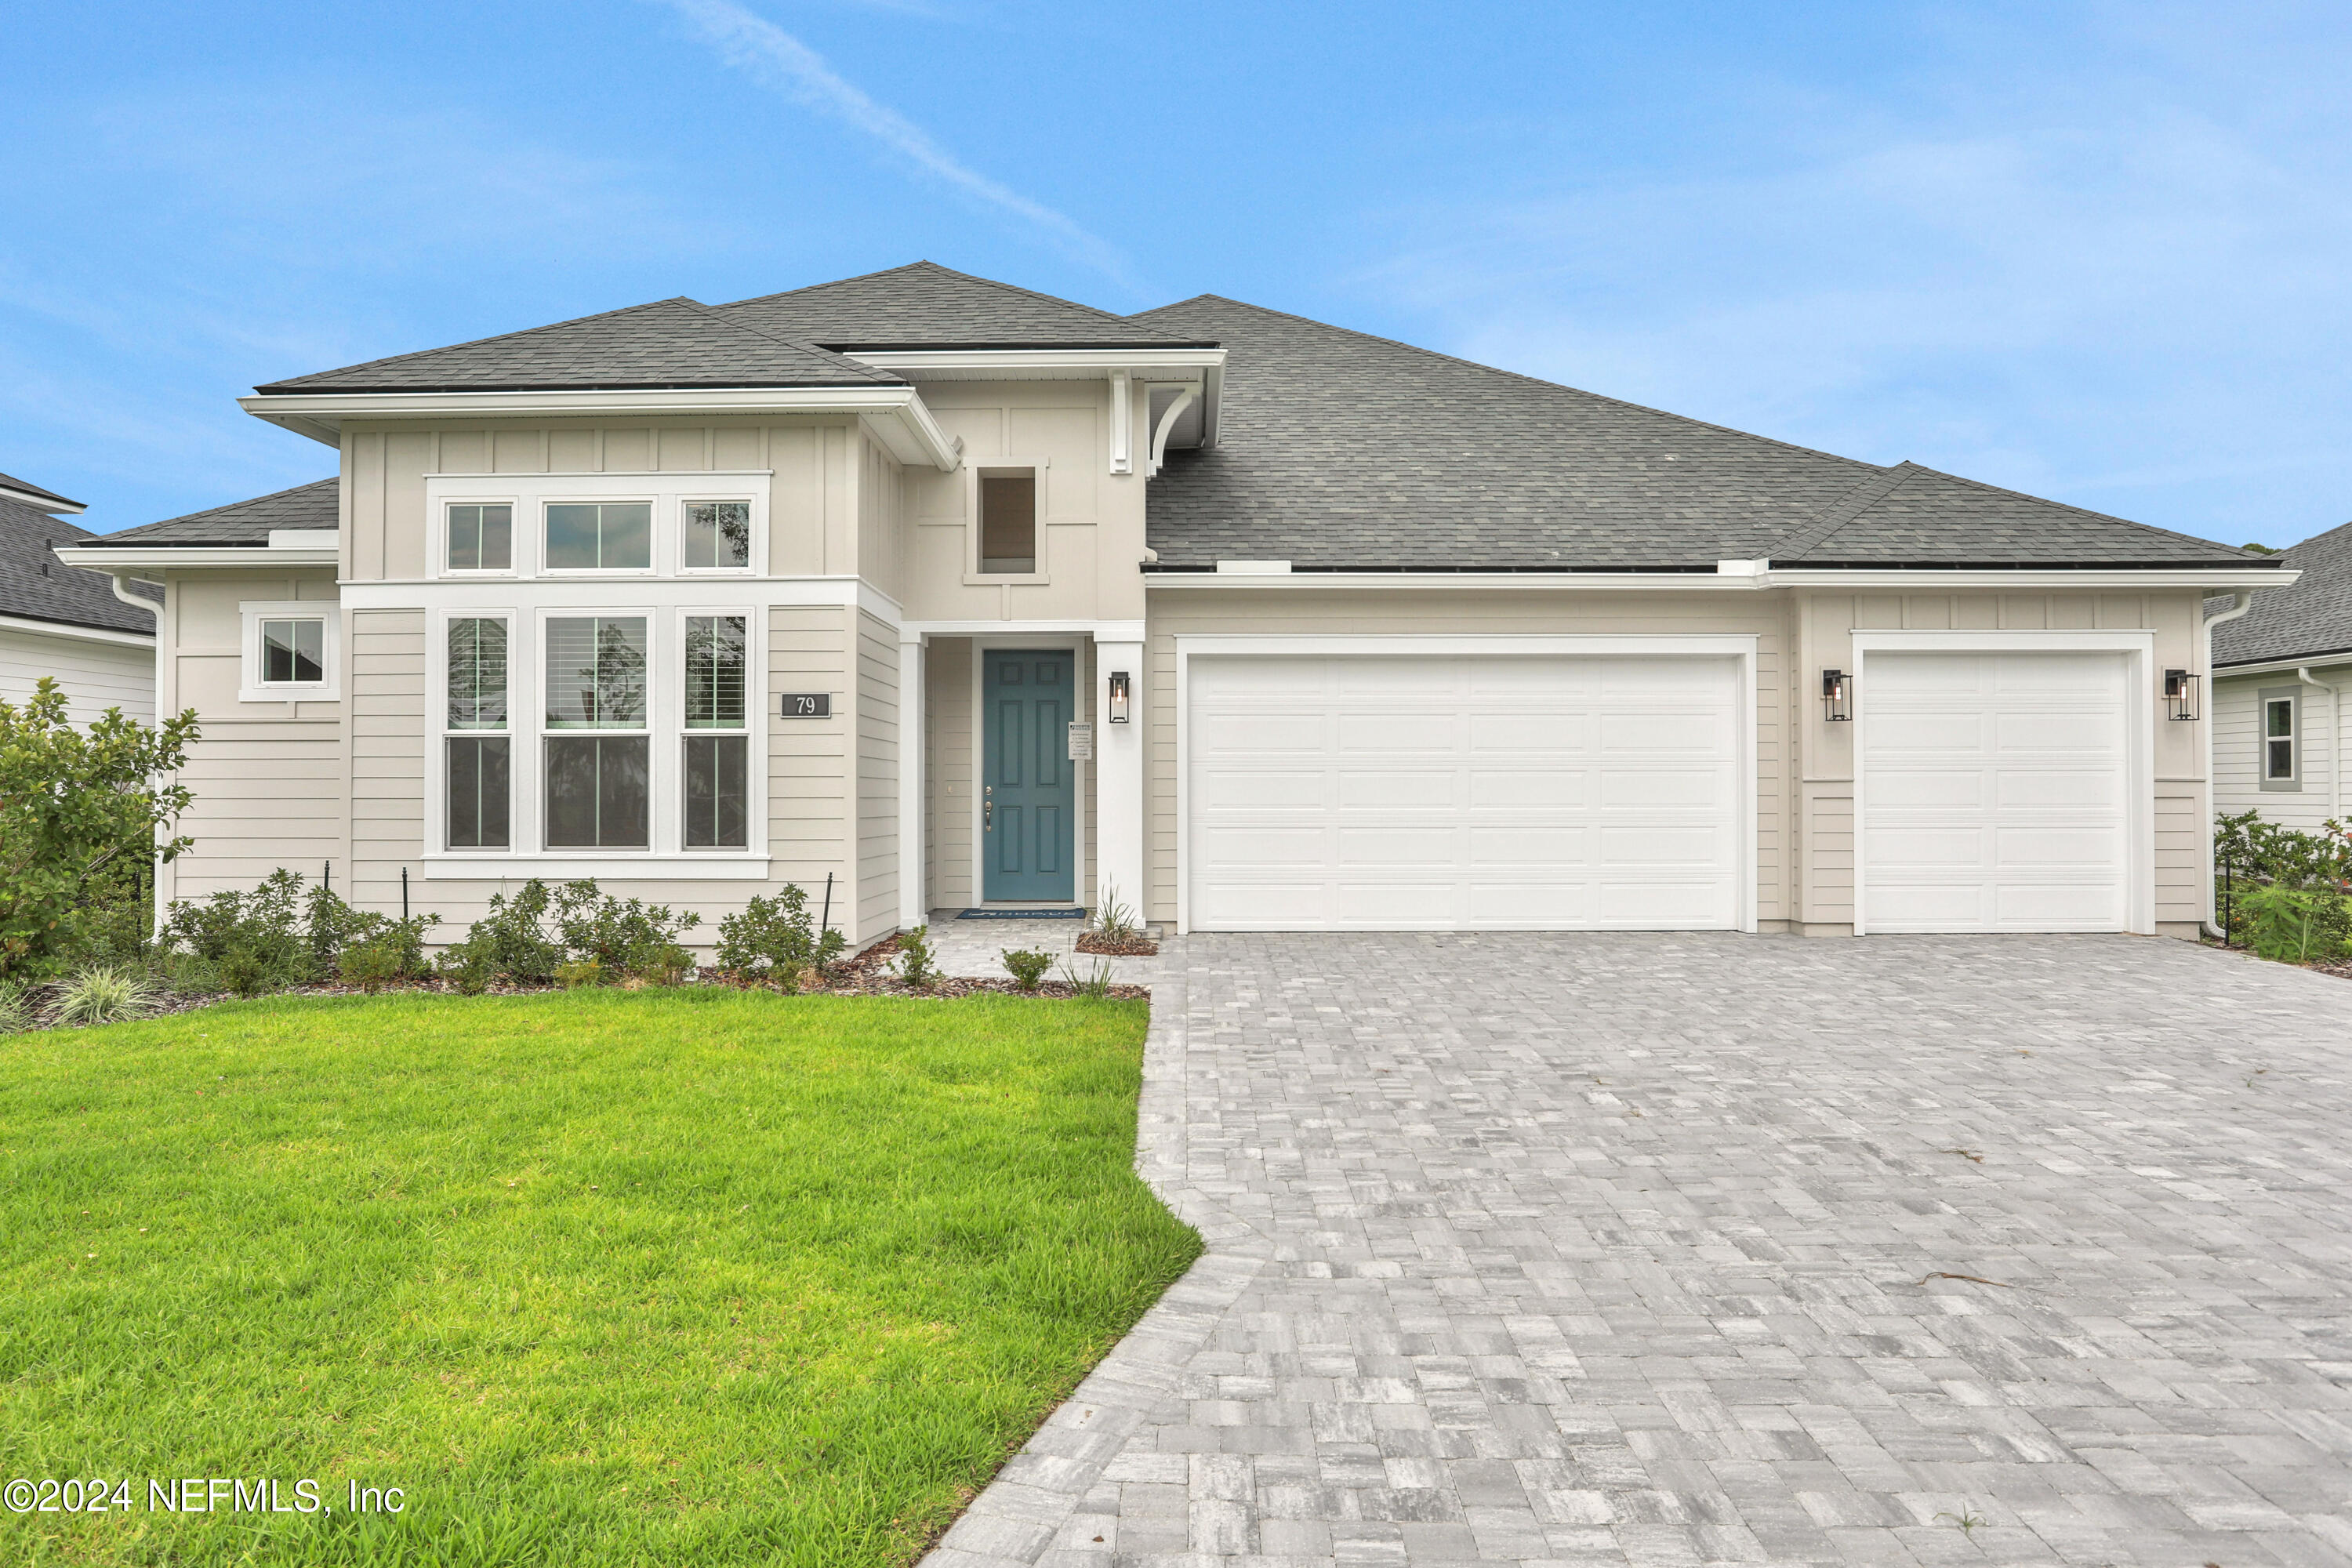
left=1185, top=652, right=1743, bottom=931
left=1859, top=651, right=2131, bottom=932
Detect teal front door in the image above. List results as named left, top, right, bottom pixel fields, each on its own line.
left=982, top=649, right=1076, bottom=902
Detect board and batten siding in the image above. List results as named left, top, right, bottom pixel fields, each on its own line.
left=2212, top=665, right=2352, bottom=829
left=925, top=637, right=975, bottom=910
left=348, top=609, right=426, bottom=919
left=0, top=625, right=155, bottom=724
left=156, top=570, right=345, bottom=909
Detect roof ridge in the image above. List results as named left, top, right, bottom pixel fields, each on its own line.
left=1769, top=462, right=1918, bottom=561
left=1134, top=294, right=1884, bottom=477
left=255, top=296, right=714, bottom=391
left=722, top=260, right=1145, bottom=328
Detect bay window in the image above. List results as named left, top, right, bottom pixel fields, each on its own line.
left=446, top=617, right=510, bottom=849
left=545, top=616, right=648, bottom=848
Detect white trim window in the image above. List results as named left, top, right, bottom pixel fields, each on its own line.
left=445, top=502, right=514, bottom=573
left=544, top=500, right=653, bottom=573
left=544, top=615, right=651, bottom=848
left=238, top=601, right=339, bottom=702
left=964, top=459, right=1049, bottom=583
left=445, top=616, right=510, bottom=849
left=2260, top=687, right=2300, bottom=789
left=683, top=615, right=750, bottom=848
left=681, top=500, right=754, bottom=572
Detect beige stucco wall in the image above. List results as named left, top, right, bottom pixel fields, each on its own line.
left=0, top=624, right=155, bottom=725
left=1142, top=584, right=2215, bottom=935
left=2212, top=663, right=2352, bottom=829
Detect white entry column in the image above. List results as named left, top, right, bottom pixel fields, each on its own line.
left=898, top=630, right=926, bottom=930
left=1094, top=637, right=1145, bottom=920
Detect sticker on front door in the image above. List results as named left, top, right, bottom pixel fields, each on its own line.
left=983, top=650, right=1075, bottom=902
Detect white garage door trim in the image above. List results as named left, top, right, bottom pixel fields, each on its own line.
left=1852, top=630, right=2156, bottom=936
left=1174, top=634, right=1759, bottom=935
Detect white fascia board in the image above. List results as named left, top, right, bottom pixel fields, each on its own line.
left=238, top=386, right=962, bottom=471
left=0, top=485, right=84, bottom=514
left=53, top=546, right=339, bottom=571
left=1764, top=567, right=2298, bottom=590
left=336, top=574, right=904, bottom=626
left=2213, top=652, right=2352, bottom=680
left=901, top=618, right=1148, bottom=641
left=1146, top=567, right=2299, bottom=593
left=0, top=611, right=154, bottom=647
left=842, top=347, right=1225, bottom=377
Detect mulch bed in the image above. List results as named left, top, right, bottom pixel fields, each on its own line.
left=1074, top=931, right=1159, bottom=956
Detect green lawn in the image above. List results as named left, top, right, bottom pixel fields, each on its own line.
left=0, top=989, right=1196, bottom=1566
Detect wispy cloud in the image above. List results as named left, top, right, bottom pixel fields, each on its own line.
left=650, top=0, right=1134, bottom=285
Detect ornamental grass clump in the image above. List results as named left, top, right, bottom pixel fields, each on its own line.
left=52, top=964, right=162, bottom=1027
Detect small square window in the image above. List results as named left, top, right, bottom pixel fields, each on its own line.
left=979, top=474, right=1036, bottom=574
left=447, top=503, right=513, bottom=572
left=683, top=502, right=751, bottom=569
left=545, top=502, right=651, bottom=570
left=261, top=619, right=325, bottom=684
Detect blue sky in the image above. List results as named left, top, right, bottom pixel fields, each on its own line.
left=5, top=1, right=2348, bottom=546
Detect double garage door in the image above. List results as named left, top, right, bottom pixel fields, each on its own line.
left=1183, top=648, right=2134, bottom=934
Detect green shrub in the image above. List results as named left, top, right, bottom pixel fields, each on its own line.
left=2216, top=810, right=2352, bottom=888
left=219, top=946, right=274, bottom=999
left=2238, top=884, right=2352, bottom=964
left=53, top=964, right=162, bottom=1027
left=896, top=925, right=937, bottom=989
left=1001, top=948, right=1054, bottom=992
left=640, top=944, right=694, bottom=986
left=555, top=957, right=604, bottom=990
left=441, top=880, right=564, bottom=987
left=0, top=677, right=198, bottom=982
left=551, top=881, right=701, bottom=978
left=714, top=885, right=843, bottom=988
left=434, top=942, right=497, bottom=995
left=162, top=869, right=436, bottom=992
left=337, top=941, right=405, bottom=994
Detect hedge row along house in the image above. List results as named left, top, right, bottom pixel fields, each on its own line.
left=57, top=262, right=2291, bottom=946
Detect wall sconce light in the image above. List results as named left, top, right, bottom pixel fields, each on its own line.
left=1107, top=670, right=1131, bottom=723
left=1821, top=669, right=1853, bottom=722
left=2163, top=668, right=2200, bottom=721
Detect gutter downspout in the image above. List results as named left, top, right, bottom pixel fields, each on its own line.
left=2294, top=666, right=2343, bottom=822
left=2202, top=593, right=2254, bottom=938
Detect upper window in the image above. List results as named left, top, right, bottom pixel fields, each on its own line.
left=682, top=502, right=752, bottom=571
left=545, top=502, right=652, bottom=571
left=446, top=503, right=513, bottom=572
left=979, top=474, right=1036, bottom=575
left=545, top=616, right=648, bottom=729
left=2262, top=691, right=2299, bottom=789
left=260, top=619, right=325, bottom=685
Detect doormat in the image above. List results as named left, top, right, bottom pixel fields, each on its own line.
left=956, top=908, right=1086, bottom=920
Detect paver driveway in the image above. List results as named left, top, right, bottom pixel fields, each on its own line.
left=926, top=934, right=2352, bottom=1568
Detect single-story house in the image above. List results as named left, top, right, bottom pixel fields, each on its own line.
left=2211, top=520, right=2352, bottom=826
left=1, top=468, right=157, bottom=723
left=57, top=262, right=2292, bottom=944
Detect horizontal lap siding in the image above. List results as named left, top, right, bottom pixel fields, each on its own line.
left=0, top=626, right=155, bottom=724
left=855, top=610, right=899, bottom=943
left=2213, top=670, right=2347, bottom=830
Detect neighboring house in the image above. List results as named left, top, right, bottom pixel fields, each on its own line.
left=58, top=262, right=2290, bottom=942
left=2211, top=520, right=2352, bottom=828
left=1, top=469, right=157, bottom=723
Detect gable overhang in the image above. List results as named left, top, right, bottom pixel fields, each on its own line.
left=2213, top=648, right=2352, bottom=678
left=0, top=608, right=154, bottom=647
left=238, top=385, right=963, bottom=471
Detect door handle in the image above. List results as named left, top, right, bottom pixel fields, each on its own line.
left=984, top=797, right=993, bottom=829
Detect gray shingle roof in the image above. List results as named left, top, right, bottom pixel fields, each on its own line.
left=85, top=479, right=339, bottom=548
left=1128, top=296, right=2263, bottom=572
left=255, top=298, right=901, bottom=395
left=0, top=470, right=82, bottom=512
left=2212, top=520, right=2352, bottom=666
left=721, top=261, right=1210, bottom=349
left=0, top=495, right=157, bottom=634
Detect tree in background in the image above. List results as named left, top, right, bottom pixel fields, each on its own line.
left=0, top=677, right=199, bottom=980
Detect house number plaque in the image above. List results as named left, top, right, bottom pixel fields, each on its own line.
left=779, top=693, right=831, bottom=718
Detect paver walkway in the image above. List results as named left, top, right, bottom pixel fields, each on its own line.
left=926, top=933, right=2352, bottom=1567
